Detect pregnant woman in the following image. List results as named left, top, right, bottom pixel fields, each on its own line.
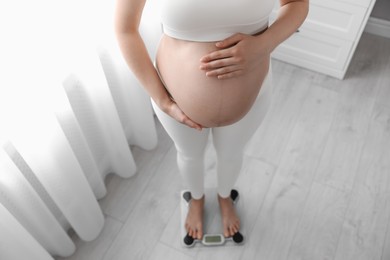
left=115, top=0, right=308, bottom=241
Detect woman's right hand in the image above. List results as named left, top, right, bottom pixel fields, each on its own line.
left=161, top=99, right=203, bottom=131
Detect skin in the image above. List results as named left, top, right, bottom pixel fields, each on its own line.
left=115, top=0, right=308, bottom=240
left=155, top=28, right=270, bottom=127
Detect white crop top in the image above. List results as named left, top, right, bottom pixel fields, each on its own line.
left=161, top=0, right=276, bottom=42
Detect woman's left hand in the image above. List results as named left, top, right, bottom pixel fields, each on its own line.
left=199, top=33, right=270, bottom=79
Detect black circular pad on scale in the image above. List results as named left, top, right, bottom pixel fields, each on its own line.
left=230, top=189, right=239, bottom=202
left=232, top=232, right=244, bottom=244
left=184, top=233, right=195, bottom=246
left=183, top=191, right=192, bottom=203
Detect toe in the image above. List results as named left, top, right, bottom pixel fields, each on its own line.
left=197, top=224, right=203, bottom=239
left=197, top=230, right=202, bottom=240
left=224, top=227, right=230, bottom=237
left=197, top=229, right=203, bottom=240
left=230, top=226, right=236, bottom=236
left=233, top=222, right=239, bottom=232
left=230, top=227, right=235, bottom=237
left=232, top=225, right=239, bottom=236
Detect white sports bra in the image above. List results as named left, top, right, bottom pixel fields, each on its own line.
left=160, top=0, right=275, bottom=42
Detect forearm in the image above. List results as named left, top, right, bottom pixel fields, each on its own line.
left=116, top=31, right=171, bottom=108
left=261, top=0, right=309, bottom=53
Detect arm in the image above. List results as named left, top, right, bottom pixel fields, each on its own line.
left=115, top=0, right=203, bottom=130
left=261, top=0, right=309, bottom=53
left=115, top=0, right=169, bottom=109
left=200, top=0, right=309, bottom=79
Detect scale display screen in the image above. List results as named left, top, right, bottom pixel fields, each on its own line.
left=204, top=235, right=222, bottom=243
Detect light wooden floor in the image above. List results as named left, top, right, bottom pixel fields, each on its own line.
left=57, top=32, right=390, bottom=260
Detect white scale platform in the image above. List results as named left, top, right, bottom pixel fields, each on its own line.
left=180, top=188, right=245, bottom=247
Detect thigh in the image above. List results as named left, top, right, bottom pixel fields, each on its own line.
left=212, top=68, right=273, bottom=154
left=151, top=99, right=210, bottom=156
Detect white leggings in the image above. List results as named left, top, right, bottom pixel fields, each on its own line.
left=151, top=68, right=273, bottom=200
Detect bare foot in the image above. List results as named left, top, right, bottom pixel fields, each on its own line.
left=218, top=194, right=240, bottom=237
left=185, top=195, right=205, bottom=240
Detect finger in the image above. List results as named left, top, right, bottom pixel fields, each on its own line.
left=217, top=69, right=243, bottom=79
left=171, top=104, right=203, bottom=130
left=205, top=65, right=241, bottom=77
left=200, top=48, right=233, bottom=63
left=182, top=116, right=203, bottom=131
left=215, top=33, right=245, bottom=48
left=200, top=57, right=238, bottom=71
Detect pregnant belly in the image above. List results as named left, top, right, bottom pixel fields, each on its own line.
left=156, top=35, right=270, bottom=127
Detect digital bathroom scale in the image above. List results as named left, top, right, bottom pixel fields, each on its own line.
left=180, top=189, right=245, bottom=247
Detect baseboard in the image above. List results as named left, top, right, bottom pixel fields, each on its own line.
left=364, top=17, right=390, bottom=39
